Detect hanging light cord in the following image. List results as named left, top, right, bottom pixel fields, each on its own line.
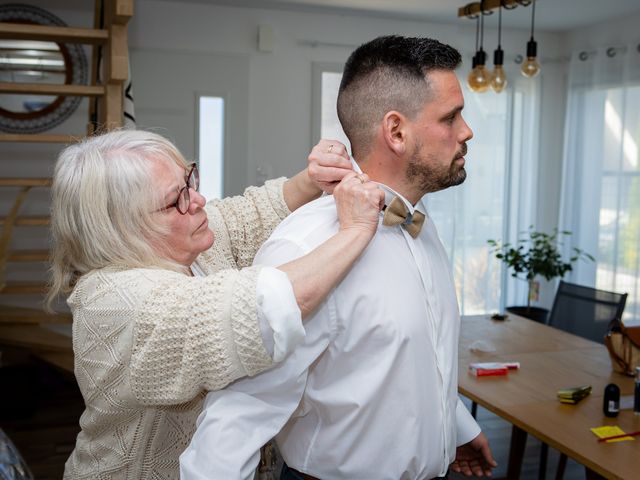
left=498, top=5, right=502, bottom=48
left=480, top=12, right=484, bottom=50
left=475, top=15, right=480, bottom=52
left=530, top=0, right=536, bottom=40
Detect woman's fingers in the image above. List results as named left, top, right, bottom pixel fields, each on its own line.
left=333, top=172, right=383, bottom=235
left=308, top=140, right=352, bottom=194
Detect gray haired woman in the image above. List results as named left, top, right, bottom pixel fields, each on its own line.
left=48, top=130, right=383, bottom=479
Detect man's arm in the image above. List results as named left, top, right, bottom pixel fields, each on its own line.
left=451, top=398, right=497, bottom=477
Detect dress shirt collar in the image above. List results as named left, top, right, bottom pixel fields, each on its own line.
left=350, top=157, right=427, bottom=217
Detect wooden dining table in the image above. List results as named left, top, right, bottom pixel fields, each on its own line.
left=459, top=314, right=640, bottom=480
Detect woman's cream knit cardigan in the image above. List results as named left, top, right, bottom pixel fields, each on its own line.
left=63, top=179, right=291, bottom=479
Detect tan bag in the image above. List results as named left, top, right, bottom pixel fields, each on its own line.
left=605, top=319, right=640, bottom=376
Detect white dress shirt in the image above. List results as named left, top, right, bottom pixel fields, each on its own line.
left=181, top=185, right=481, bottom=480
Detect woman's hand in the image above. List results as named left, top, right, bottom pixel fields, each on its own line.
left=308, top=139, right=352, bottom=194
left=333, top=172, right=385, bottom=237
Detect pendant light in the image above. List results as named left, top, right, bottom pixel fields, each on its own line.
left=521, top=0, right=540, bottom=78
left=490, top=3, right=507, bottom=93
left=467, top=14, right=490, bottom=93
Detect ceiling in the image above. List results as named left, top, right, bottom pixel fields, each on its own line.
left=194, top=0, right=640, bottom=32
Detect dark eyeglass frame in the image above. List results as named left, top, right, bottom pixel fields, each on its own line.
left=158, top=163, right=199, bottom=214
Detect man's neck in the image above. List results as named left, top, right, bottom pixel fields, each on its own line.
left=355, top=153, right=423, bottom=206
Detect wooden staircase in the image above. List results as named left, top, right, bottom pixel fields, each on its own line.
left=0, top=0, right=134, bottom=373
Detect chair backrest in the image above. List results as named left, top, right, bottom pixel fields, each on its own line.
left=548, top=281, right=627, bottom=344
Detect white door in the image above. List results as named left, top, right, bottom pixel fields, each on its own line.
left=130, top=48, right=250, bottom=195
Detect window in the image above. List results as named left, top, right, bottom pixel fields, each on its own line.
left=561, top=82, right=640, bottom=325
left=312, top=64, right=539, bottom=314
left=197, top=95, right=225, bottom=200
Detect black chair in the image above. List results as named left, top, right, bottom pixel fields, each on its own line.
left=540, top=281, right=627, bottom=480
left=546, top=281, right=628, bottom=344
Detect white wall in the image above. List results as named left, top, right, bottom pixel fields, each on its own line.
left=130, top=0, right=564, bottom=193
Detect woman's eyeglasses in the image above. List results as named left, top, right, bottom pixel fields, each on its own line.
left=158, top=163, right=199, bottom=214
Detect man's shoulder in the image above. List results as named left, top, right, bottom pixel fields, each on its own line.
left=268, top=195, right=339, bottom=247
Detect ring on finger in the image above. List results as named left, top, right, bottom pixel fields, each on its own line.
left=355, top=174, right=366, bottom=184
left=328, top=144, right=334, bottom=153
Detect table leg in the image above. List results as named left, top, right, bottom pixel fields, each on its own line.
left=585, top=467, right=606, bottom=480
left=507, top=425, right=527, bottom=480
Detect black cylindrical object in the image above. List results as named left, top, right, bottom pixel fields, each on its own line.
left=634, top=367, right=640, bottom=416
left=603, top=383, right=620, bottom=417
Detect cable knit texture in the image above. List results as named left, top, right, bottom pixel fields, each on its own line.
left=63, top=178, right=290, bottom=480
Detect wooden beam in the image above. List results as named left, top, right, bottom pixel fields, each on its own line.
left=112, top=0, right=135, bottom=25
left=0, top=216, right=49, bottom=226
left=7, top=250, right=49, bottom=262
left=0, top=306, right=70, bottom=324
left=0, top=324, right=71, bottom=351
left=0, top=283, right=48, bottom=294
left=0, top=83, right=105, bottom=97
left=458, top=0, right=525, bottom=18
left=0, top=22, right=109, bottom=44
left=0, top=134, right=82, bottom=143
left=0, top=178, right=51, bottom=187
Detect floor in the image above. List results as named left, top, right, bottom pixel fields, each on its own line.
left=0, top=352, right=591, bottom=480
left=0, top=349, right=83, bottom=480
left=452, top=397, right=586, bottom=480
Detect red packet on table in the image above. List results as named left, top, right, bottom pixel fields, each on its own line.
left=469, top=362, right=508, bottom=376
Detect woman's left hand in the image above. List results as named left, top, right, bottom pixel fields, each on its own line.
left=308, top=139, right=352, bottom=194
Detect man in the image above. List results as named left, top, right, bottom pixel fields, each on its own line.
left=181, top=35, right=497, bottom=480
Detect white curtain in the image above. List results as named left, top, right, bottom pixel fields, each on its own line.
left=559, top=44, right=640, bottom=326
left=428, top=71, right=540, bottom=314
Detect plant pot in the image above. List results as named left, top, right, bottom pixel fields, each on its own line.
left=506, top=306, right=549, bottom=324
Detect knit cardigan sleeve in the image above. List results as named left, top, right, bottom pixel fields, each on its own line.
left=126, top=266, right=273, bottom=406
left=199, top=177, right=291, bottom=271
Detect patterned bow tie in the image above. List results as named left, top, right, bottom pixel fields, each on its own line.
left=382, top=196, right=426, bottom=238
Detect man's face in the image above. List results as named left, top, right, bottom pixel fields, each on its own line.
left=405, top=69, right=473, bottom=194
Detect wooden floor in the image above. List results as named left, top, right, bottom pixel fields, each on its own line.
left=0, top=353, right=591, bottom=480
left=452, top=396, right=587, bottom=480
left=0, top=349, right=83, bottom=480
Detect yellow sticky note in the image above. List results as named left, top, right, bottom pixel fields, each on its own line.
left=591, top=426, right=634, bottom=442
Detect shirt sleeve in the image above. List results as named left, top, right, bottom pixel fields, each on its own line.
left=180, top=238, right=333, bottom=480
left=256, top=267, right=304, bottom=362
left=455, top=396, right=482, bottom=446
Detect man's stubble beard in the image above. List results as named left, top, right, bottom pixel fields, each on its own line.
left=406, top=142, right=467, bottom=195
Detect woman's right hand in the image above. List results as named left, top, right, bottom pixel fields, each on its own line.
left=333, top=172, right=385, bottom=237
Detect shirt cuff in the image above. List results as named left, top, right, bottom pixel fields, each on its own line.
left=256, top=267, right=304, bottom=362
left=456, top=397, right=482, bottom=446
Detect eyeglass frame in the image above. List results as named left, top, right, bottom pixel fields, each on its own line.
left=157, top=163, right=199, bottom=214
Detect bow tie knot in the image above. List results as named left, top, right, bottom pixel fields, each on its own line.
left=382, top=196, right=426, bottom=238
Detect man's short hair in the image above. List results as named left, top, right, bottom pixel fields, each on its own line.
left=337, top=35, right=461, bottom=157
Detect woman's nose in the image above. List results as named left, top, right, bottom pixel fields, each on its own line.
left=188, top=188, right=206, bottom=213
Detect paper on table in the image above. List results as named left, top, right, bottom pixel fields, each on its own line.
left=591, top=426, right=635, bottom=442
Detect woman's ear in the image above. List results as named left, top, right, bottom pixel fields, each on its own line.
left=382, top=111, right=408, bottom=157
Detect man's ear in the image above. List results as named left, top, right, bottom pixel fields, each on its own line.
left=382, top=111, right=408, bottom=157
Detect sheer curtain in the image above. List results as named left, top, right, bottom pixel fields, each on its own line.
left=429, top=72, right=540, bottom=314
left=559, top=45, right=640, bottom=326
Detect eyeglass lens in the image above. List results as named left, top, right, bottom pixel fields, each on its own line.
left=177, top=164, right=199, bottom=214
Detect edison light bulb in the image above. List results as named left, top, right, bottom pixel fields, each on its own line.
left=491, top=65, right=508, bottom=92
left=521, top=39, right=540, bottom=78
left=490, top=47, right=508, bottom=93
left=521, top=57, right=540, bottom=78
left=468, top=65, right=490, bottom=93
left=467, top=50, right=489, bottom=93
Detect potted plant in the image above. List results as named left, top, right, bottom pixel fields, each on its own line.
left=488, top=227, right=594, bottom=323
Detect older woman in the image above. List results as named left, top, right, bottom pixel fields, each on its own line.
left=48, top=130, right=383, bottom=480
